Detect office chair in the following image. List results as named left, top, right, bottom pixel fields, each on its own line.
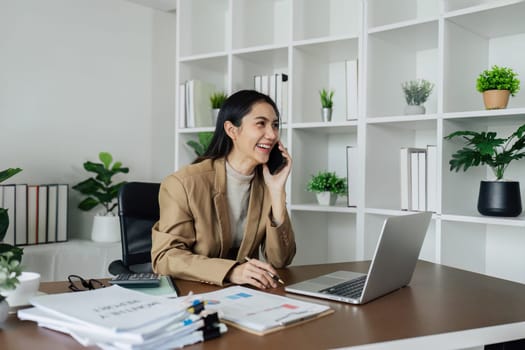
left=108, top=182, right=160, bottom=275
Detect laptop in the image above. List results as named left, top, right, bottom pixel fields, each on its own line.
left=285, top=212, right=432, bottom=305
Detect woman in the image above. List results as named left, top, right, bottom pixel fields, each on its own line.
left=151, top=90, right=295, bottom=289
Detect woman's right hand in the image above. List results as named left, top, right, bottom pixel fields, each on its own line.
left=227, top=258, right=279, bottom=289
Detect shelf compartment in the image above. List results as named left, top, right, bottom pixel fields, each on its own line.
left=232, top=0, right=290, bottom=50
left=231, top=47, right=288, bottom=92
left=179, top=0, right=229, bottom=57
left=442, top=118, right=525, bottom=216
left=293, top=38, right=359, bottom=123
left=367, top=20, right=439, bottom=118
left=291, top=128, right=357, bottom=206
left=293, top=0, right=361, bottom=41
left=367, top=0, right=440, bottom=29
left=179, top=56, right=228, bottom=93
left=291, top=211, right=357, bottom=265
left=443, top=1, right=525, bottom=113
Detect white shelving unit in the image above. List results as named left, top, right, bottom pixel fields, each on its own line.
left=175, top=0, right=525, bottom=282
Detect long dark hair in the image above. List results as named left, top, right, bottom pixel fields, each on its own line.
left=194, top=90, right=280, bottom=163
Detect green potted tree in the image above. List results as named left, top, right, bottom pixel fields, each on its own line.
left=306, top=171, right=347, bottom=206
left=210, top=91, right=228, bottom=124
left=0, top=168, right=23, bottom=322
left=72, top=152, right=129, bottom=242
left=444, top=123, right=525, bottom=217
left=319, top=89, right=334, bottom=122
left=401, top=79, right=434, bottom=115
left=476, top=65, right=520, bottom=110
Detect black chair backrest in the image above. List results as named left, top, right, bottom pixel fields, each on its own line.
left=118, top=182, right=160, bottom=267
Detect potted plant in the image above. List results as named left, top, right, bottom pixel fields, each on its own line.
left=444, top=123, right=525, bottom=217
left=210, top=91, right=228, bottom=124
left=306, top=171, right=347, bottom=205
left=319, top=89, right=334, bottom=122
left=401, top=79, right=434, bottom=115
left=476, top=65, right=520, bottom=110
left=0, top=168, right=24, bottom=322
left=186, top=132, right=214, bottom=158
left=72, top=152, right=129, bottom=242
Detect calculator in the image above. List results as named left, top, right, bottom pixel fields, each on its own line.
left=109, top=272, right=162, bottom=287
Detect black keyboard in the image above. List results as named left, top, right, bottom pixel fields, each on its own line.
left=319, top=275, right=366, bottom=299
left=109, top=272, right=161, bottom=287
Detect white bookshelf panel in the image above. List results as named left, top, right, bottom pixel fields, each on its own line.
left=365, top=121, right=437, bottom=210
left=179, top=56, right=228, bottom=92
left=367, top=0, right=440, bottom=29
left=293, top=38, right=359, bottom=123
left=367, top=21, right=439, bottom=118
left=179, top=0, right=229, bottom=57
left=291, top=211, right=357, bottom=265
left=486, top=224, right=525, bottom=284
left=291, top=127, right=357, bottom=206
left=232, top=0, right=290, bottom=50
left=441, top=221, right=487, bottom=275
left=293, top=0, right=361, bottom=41
left=443, top=1, right=525, bottom=113
left=231, top=47, right=288, bottom=93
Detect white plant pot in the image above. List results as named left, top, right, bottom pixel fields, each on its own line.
left=3, top=272, right=41, bottom=307
left=316, top=192, right=337, bottom=206
left=91, top=215, right=121, bottom=243
left=404, top=105, right=425, bottom=115
left=212, top=108, right=220, bottom=125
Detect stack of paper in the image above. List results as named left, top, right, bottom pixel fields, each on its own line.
left=18, top=285, right=226, bottom=349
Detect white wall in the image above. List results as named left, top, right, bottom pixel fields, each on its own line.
left=0, top=0, right=176, bottom=240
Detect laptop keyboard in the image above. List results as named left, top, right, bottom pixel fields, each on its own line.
left=319, top=275, right=367, bottom=299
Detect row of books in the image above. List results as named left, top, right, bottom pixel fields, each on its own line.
left=253, top=73, right=289, bottom=123
left=178, top=79, right=217, bottom=129
left=0, top=184, right=68, bottom=246
left=400, top=146, right=437, bottom=212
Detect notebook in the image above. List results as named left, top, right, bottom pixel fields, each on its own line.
left=285, top=212, right=432, bottom=305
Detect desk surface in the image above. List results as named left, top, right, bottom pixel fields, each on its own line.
left=3, top=260, right=525, bottom=350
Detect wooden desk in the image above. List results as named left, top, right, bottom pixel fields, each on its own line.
left=3, top=261, right=525, bottom=350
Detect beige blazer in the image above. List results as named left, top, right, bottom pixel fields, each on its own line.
left=151, top=158, right=296, bottom=286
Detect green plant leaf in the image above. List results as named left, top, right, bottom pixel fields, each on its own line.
left=0, top=208, right=8, bottom=242
left=78, top=197, right=99, bottom=211
left=0, top=168, right=22, bottom=183
left=72, top=178, right=104, bottom=194
left=99, top=152, right=113, bottom=169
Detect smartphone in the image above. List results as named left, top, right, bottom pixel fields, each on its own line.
left=267, top=144, right=287, bottom=175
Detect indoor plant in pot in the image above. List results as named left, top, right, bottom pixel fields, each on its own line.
left=72, top=152, right=129, bottom=242
left=186, top=131, right=214, bottom=158
left=210, top=91, right=228, bottom=125
left=476, top=65, right=520, bottom=110
left=401, top=79, right=434, bottom=115
left=0, top=168, right=24, bottom=322
left=306, top=171, right=347, bottom=205
left=444, top=123, right=525, bottom=216
left=319, top=88, right=334, bottom=122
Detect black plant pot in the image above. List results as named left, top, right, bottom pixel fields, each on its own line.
left=477, top=181, right=522, bottom=217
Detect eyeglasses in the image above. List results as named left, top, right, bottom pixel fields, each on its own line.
left=68, top=274, right=105, bottom=292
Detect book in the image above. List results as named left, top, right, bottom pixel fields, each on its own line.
left=345, top=59, right=358, bottom=120
left=346, top=146, right=359, bottom=207
left=56, top=184, right=68, bottom=242
left=260, top=75, right=269, bottom=95
left=15, top=184, right=27, bottom=245
left=37, top=185, right=47, bottom=244
left=27, top=185, right=38, bottom=245
left=426, top=145, right=438, bottom=212
left=178, top=82, right=187, bottom=129
left=194, top=285, right=333, bottom=336
left=254, top=75, right=262, bottom=92
left=187, top=79, right=216, bottom=128
left=275, top=73, right=288, bottom=123
left=400, top=148, right=426, bottom=210
left=418, top=151, right=427, bottom=211
left=46, top=184, right=58, bottom=243
left=1, top=185, right=16, bottom=245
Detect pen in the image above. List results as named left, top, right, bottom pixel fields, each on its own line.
left=244, top=257, right=285, bottom=285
